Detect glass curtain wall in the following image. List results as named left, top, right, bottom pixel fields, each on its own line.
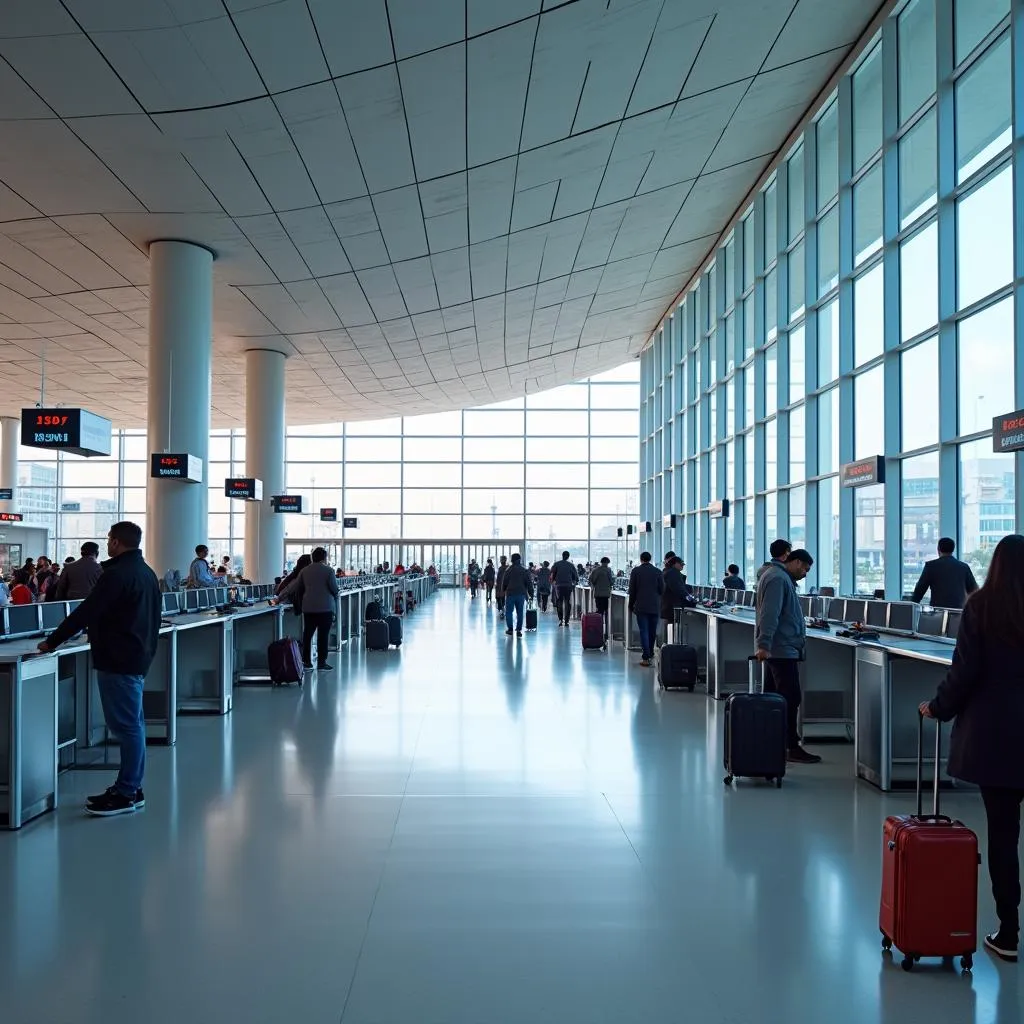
left=641, top=0, right=1019, bottom=594
left=19, top=364, right=639, bottom=566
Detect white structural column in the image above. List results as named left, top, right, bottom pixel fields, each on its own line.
left=0, top=416, right=18, bottom=513
left=145, top=240, right=213, bottom=576
left=244, top=348, right=286, bottom=583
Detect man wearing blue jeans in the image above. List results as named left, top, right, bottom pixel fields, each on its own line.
left=628, top=551, right=664, bottom=666
left=500, top=553, right=534, bottom=637
left=39, top=521, right=161, bottom=817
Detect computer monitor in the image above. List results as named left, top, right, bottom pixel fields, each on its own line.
left=845, top=599, right=868, bottom=624
left=819, top=586, right=835, bottom=597
left=944, top=609, right=962, bottom=638
left=198, top=589, right=212, bottom=610
left=162, top=592, right=179, bottom=615
left=865, top=602, right=888, bottom=628
left=41, top=602, right=67, bottom=631
left=799, top=595, right=812, bottom=617
left=184, top=589, right=200, bottom=612
left=917, top=608, right=945, bottom=636
left=7, top=604, right=40, bottom=636
left=744, top=590, right=755, bottom=607
left=826, top=598, right=846, bottom=622
left=888, top=602, right=916, bottom=632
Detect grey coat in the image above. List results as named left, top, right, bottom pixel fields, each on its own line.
left=282, top=561, right=339, bottom=615
left=55, top=556, right=103, bottom=600
left=588, top=565, right=614, bottom=598
left=754, top=561, right=806, bottom=659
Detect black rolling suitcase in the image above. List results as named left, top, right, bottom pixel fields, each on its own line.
left=386, top=613, right=403, bottom=647
left=365, top=618, right=389, bottom=651
left=723, top=657, right=787, bottom=787
left=658, top=644, right=699, bottom=690
left=525, top=601, right=538, bottom=631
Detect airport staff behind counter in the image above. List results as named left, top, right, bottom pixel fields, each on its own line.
left=911, top=537, right=978, bottom=610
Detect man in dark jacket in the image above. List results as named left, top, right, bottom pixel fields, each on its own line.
left=54, top=541, right=103, bottom=600
left=552, top=550, right=579, bottom=627
left=38, top=522, right=161, bottom=816
left=911, top=537, right=978, bottom=609
left=482, top=559, right=496, bottom=603
left=628, top=551, right=665, bottom=666
left=755, top=548, right=818, bottom=765
left=501, top=553, right=534, bottom=636
left=723, top=564, right=746, bottom=591
left=661, top=555, right=687, bottom=644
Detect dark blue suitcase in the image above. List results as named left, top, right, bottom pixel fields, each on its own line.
left=723, top=684, right=787, bottom=788
left=365, top=618, right=389, bottom=651
left=386, top=613, right=403, bottom=647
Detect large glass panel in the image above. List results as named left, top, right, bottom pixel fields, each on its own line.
left=855, top=366, right=885, bottom=458
left=898, top=0, right=936, bottom=123
left=900, top=221, right=938, bottom=341
left=345, top=463, right=401, bottom=487
left=955, top=0, right=1010, bottom=64
left=525, top=384, right=589, bottom=409
left=788, top=242, right=804, bottom=322
left=463, top=514, right=523, bottom=538
left=464, top=437, right=525, bottom=461
left=854, top=483, right=885, bottom=594
left=744, top=432, right=754, bottom=496
left=463, top=410, right=525, bottom=435
left=854, top=264, right=884, bottom=366
left=789, top=406, right=805, bottom=483
left=526, top=463, right=588, bottom=488
left=817, top=207, right=839, bottom=296
left=743, top=212, right=755, bottom=287
left=589, top=384, right=638, bottom=409
left=403, top=489, right=461, bottom=514
left=789, top=324, right=805, bottom=405
left=764, top=344, right=778, bottom=418
left=764, top=267, right=777, bottom=341
left=899, top=108, right=937, bottom=227
left=403, top=437, right=461, bottom=461
left=817, top=299, right=839, bottom=386
left=853, top=161, right=883, bottom=266
left=959, top=438, right=1015, bottom=583
left=526, top=410, right=588, bottom=435
left=957, top=165, right=1013, bottom=309
left=764, top=181, right=778, bottom=264
left=765, top=419, right=777, bottom=491
left=401, top=409, right=464, bottom=434
left=345, top=437, right=401, bottom=461
left=818, top=387, right=839, bottom=475
left=402, top=463, right=461, bottom=488
left=957, top=297, right=1014, bottom=435
left=743, top=295, right=755, bottom=356
left=401, top=514, right=462, bottom=539
left=902, top=453, right=941, bottom=597
left=817, top=101, right=839, bottom=208
left=901, top=337, right=939, bottom=451
left=852, top=44, right=883, bottom=170
left=789, top=485, right=806, bottom=549
left=819, top=476, right=840, bottom=589
left=346, top=418, right=401, bottom=436
left=463, top=489, right=524, bottom=514
left=788, top=146, right=804, bottom=242
left=526, top=490, right=588, bottom=515
left=955, top=32, right=1011, bottom=182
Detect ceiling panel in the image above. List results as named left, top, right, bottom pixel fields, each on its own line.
left=0, top=0, right=880, bottom=424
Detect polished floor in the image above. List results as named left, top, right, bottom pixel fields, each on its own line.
left=1, top=591, right=1018, bottom=1023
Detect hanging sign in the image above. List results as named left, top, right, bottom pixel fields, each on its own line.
left=343, top=516, right=359, bottom=529
left=150, top=453, right=203, bottom=482
left=992, top=409, right=1024, bottom=453
left=225, top=478, right=263, bottom=500
left=320, top=507, right=338, bottom=523
left=0, top=489, right=12, bottom=500
left=841, top=456, right=885, bottom=487
left=271, top=495, right=303, bottom=513
left=709, top=499, right=730, bottom=518
left=0, top=511, right=23, bottom=522
left=21, top=407, right=112, bottom=457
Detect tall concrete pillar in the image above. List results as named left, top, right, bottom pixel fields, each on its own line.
left=0, top=416, right=18, bottom=514
left=244, top=348, right=286, bottom=583
left=145, top=240, right=213, bottom=576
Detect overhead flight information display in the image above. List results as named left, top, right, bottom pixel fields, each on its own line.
left=225, top=478, right=263, bottom=500
left=150, top=453, right=203, bottom=482
left=21, top=407, right=112, bottom=457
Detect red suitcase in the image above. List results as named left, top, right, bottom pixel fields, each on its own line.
left=581, top=611, right=605, bottom=650
left=879, top=714, right=979, bottom=973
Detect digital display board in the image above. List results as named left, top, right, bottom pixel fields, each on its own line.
left=992, top=409, right=1024, bottom=453
left=150, top=453, right=203, bottom=483
left=708, top=499, right=730, bottom=518
left=343, top=516, right=359, bottom=529
left=0, top=511, right=23, bottom=522
left=841, top=455, right=885, bottom=488
left=272, top=494, right=302, bottom=513
left=320, top=507, right=338, bottom=522
left=21, top=407, right=112, bottom=457
left=224, top=478, right=263, bottom=500
left=0, top=488, right=12, bottom=500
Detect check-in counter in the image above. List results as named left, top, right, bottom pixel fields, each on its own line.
left=174, top=613, right=233, bottom=714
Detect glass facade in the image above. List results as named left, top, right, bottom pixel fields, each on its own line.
left=18, top=365, right=639, bottom=568
left=641, top=0, right=1020, bottom=594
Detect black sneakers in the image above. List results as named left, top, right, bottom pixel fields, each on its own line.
left=86, top=789, right=145, bottom=817
left=516, top=630, right=523, bottom=637
left=505, top=628, right=513, bottom=636
left=984, top=930, right=1019, bottom=962
left=787, top=747, right=823, bottom=765
left=317, top=663, right=333, bottom=670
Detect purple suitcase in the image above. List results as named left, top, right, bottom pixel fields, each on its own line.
left=268, top=637, right=303, bottom=685
left=581, top=611, right=605, bottom=650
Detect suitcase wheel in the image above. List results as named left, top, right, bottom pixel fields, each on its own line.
left=901, top=955, right=920, bottom=971
left=723, top=775, right=733, bottom=786
left=881, top=935, right=892, bottom=952
left=960, top=955, right=973, bottom=972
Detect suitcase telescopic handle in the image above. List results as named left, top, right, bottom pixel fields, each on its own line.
left=915, top=710, right=951, bottom=821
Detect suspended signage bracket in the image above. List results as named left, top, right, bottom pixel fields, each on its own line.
left=709, top=499, right=730, bottom=518
left=343, top=516, right=359, bottom=529
left=225, top=478, right=263, bottom=501
left=21, top=407, right=111, bottom=457
left=841, top=456, right=885, bottom=487
left=992, top=409, right=1024, bottom=453
left=150, top=453, right=203, bottom=483
left=663, top=513, right=676, bottom=529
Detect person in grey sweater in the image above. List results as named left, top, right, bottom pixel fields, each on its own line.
left=279, top=547, right=339, bottom=670
left=628, top=552, right=664, bottom=666
left=55, top=541, right=103, bottom=600
left=755, top=548, right=818, bottom=764
left=552, top=551, right=579, bottom=627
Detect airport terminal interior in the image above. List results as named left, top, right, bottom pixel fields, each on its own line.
left=0, top=0, right=1022, bottom=1021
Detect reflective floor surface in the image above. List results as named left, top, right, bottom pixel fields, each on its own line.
left=1, top=591, right=1019, bottom=1023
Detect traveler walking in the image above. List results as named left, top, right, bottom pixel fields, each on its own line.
left=495, top=555, right=509, bottom=614
left=38, top=522, right=161, bottom=816
left=552, top=550, right=579, bottom=627
left=501, top=553, right=534, bottom=637
left=536, top=561, right=552, bottom=612
left=628, top=552, right=664, bottom=666
left=920, top=534, right=1024, bottom=962
left=55, top=541, right=103, bottom=600
left=482, top=558, right=496, bottom=603
left=278, top=546, right=339, bottom=670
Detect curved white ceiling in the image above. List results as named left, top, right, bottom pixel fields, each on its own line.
left=0, top=0, right=879, bottom=425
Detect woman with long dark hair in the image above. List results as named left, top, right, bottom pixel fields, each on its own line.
left=275, top=553, right=312, bottom=597
left=921, top=533, right=1024, bottom=962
